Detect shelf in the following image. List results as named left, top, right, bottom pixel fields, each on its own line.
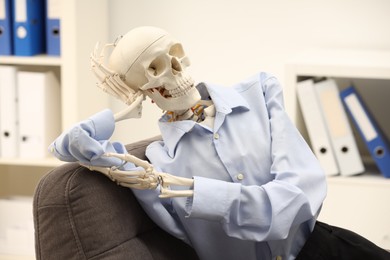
left=327, top=173, right=390, bottom=187
left=287, top=48, right=390, bottom=79
left=288, top=49, right=390, bottom=67
left=0, top=157, right=64, bottom=167
left=326, top=158, right=390, bottom=187
left=0, top=255, right=34, bottom=260
left=0, top=55, right=61, bottom=66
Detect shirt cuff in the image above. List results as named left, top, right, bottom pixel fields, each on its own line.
left=186, top=176, right=241, bottom=221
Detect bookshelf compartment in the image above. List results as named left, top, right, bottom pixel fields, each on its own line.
left=286, top=49, right=390, bottom=250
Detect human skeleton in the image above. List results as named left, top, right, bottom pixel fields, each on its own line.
left=87, top=26, right=211, bottom=198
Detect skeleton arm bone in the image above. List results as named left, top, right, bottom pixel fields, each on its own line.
left=82, top=163, right=160, bottom=190
left=106, top=153, right=194, bottom=187
left=113, top=94, right=145, bottom=122
left=106, top=153, right=194, bottom=198
left=87, top=152, right=194, bottom=198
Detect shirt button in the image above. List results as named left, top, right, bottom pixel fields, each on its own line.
left=236, top=173, right=244, bottom=181
left=213, top=133, right=220, bottom=140
left=276, top=256, right=282, bottom=260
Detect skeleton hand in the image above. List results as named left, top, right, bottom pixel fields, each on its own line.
left=90, top=39, right=142, bottom=106
left=83, top=152, right=194, bottom=198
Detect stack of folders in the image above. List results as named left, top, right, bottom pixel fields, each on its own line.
left=340, top=86, right=390, bottom=178
left=0, top=0, right=61, bottom=56
left=0, top=65, right=61, bottom=159
left=297, top=78, right=365, bottom=177
left=0, top=196, right=35, bottom=256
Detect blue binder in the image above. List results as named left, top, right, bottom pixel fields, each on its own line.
left=340, top=86, right=390, bottom=178
left=46, top=0, right=60, bottom=56
left=0, top=0, right=13, bottom=55
left=13, top=0, right=45, bottom=56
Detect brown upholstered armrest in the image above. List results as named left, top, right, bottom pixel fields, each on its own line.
left=33, top=136, right=198, bottom=259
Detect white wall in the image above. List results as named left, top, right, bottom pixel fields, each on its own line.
left=107, top=0, right=390, bottom=143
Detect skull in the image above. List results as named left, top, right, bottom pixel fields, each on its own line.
left=108, top=26, right=201, bottom=112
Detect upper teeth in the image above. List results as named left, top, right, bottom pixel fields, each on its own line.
left=152, top=77, right=195, bottom=99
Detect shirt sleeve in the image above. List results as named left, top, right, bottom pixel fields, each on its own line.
left=48, top=109, right=129, bottom=167
left=186, top=73, right=327, bottom=241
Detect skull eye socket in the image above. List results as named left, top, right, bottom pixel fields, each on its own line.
left=148, top=56, right=165, bottom=76
left=169, top=43, right=185, bottom=58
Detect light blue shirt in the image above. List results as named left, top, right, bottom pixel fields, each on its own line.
left=50, top=72, right=327, bottom=260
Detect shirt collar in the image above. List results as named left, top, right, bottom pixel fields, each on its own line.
left=197, top=82, right=250, bottom=114
left=158, top=82, right=250, bottom=157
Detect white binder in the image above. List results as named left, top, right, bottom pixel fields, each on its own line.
left=314, top=79, right=364, bottom=176
left=0, top=196, right=35, bottom=256
left=296, top=79, right=339, bottom=176
left=0, top=66, right=19, bottom=158
left=17, top=70, right=61, bottom=159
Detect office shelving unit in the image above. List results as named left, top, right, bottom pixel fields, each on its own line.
left=0, top=1, right=109, bottom=258
left=0, top=0, right=109, bottom=197
left=285, top=49, right=390, bottom=249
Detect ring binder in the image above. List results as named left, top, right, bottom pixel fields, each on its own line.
left=46, top=0, right=61, bottom=55
left=341, top=86, right=390, bottom=178
left=13, top=0, right=45, bottom=56
left=297, top=79, right=339, bottom=176
left=314, top=79, right=364, bottom=176
left=17, top=70, right=61, bottom=158
left=0, top=0, right=13, bottom=55
left=0, top=65, right=18, bottom=157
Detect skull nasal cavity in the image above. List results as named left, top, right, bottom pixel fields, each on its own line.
left=171, top=58, right=182, bottom=74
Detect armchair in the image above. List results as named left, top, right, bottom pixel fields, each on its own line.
left=33, top=136, right=198, bottom=260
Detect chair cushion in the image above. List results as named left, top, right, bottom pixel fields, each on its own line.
left=34, top=136, right=198, bottom=259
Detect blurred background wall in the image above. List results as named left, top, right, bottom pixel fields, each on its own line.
left=106, top=0, right=390, bottom=143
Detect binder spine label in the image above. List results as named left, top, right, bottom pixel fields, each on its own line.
left=345, top=93, right=377, bottom=142
left=15, top=0, right=26, bottom=22
left=320, top=88, right=348, bottom=138
left=0, top=0, right=5, bottom=19
left=48, top=0, right=61, bottom=19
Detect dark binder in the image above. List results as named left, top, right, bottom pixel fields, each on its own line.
left=341, top=86, right=390, bottom=178
left=13, top=0, right=45, bottom=56
left=0, top=0, right=13, bottom=55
